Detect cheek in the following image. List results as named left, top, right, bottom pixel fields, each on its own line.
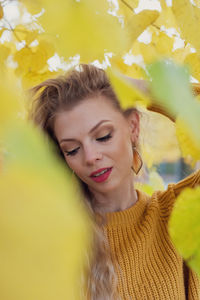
left=118, top=132, right=133, bottom=166
left=118, top=129, right=132, bottom=154
left=64, top=157, right=77, bottom=172
left=111, top=134, right=133, bottom=167
left=121, top=143, right=133, bottom=167
left=65, top=157, right=85, bottom=179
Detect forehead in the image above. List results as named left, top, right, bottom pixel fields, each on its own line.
left=54, top=96, right=125, bottom=140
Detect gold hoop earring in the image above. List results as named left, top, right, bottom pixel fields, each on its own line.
left=132, top=146, right=143, bottom=175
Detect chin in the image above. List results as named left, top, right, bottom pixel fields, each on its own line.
left=95, top=179, right=120, bottom=193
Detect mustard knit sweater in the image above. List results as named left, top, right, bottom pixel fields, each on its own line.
left=102, top=170, right=200, bottom=300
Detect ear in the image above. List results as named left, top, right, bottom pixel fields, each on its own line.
left=126, top=110, right=140, bottom=145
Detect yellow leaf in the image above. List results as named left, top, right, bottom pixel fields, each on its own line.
left=140, top=42, right=157, bottom=64
left=154, top=31, right=174, bottom=56
left=155, top=6, right=178, bottom=29
left=118, top=0, right=139, bottom=21
left=140, top=108, right=181, bottom=167
left=176, top=118, right=200, bottom=165
left=130, top=39, right=142, bottom=56
left=37, top=39, right=55, bottom=59
left=13, top=25, right=29, bottom=43
left=172, top=45, right=192, bottom=64
left=140, top=31, right=174, bottom=64
left=40, top=0, right=131, bottom=62
left=0, top=75, right=23, bottom=135
left=0, top=159, right=90, bottom=300
left=125, top=63, right=146, bottom=79
left=107, top=68, right=150, bottom=110
left=25, top=30, right=38, bottom=46
left=193, top=0, right=200, bottom=7
left=110, top=55, right=129, bottom=74
left=0, top=4, right=3, bottom=19
left=3, top=41, right=16, bottom=55
left=169, top=185, right=200, bottom=276
left=14, top=47, right=33, bottom=75
left=159, top=0, right=168, bottom=10
left=20, top=0, right=42, bottom=14
left=110, top=55, right=146, bottom=79
left=184, top=52, right=200, bottom=82
left=22, top=70, right=60, bottom=89
left=14, top=40, right=53, bottom=76
left=31, top=48, right=48, bottom=72
left=0, top=45, right=10, bottom=70
left=0, top=117, right=91, bottom=299
left=30, top=40, right=55, bottom=73
left=0, top=28, right=6, bottom=38
left=127, top=10, right=160, bottom=43
left=172, top=0, right=200, bottom=54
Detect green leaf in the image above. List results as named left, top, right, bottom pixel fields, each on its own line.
left=169, top=186, right=200, bottom=276
left=147, top=60, right=200, bottom=151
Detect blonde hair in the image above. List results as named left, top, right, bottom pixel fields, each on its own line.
left=29, top=64, right=138, bottom=300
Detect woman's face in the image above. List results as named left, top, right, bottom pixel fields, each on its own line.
left=54, top=96, right=139, bottom=194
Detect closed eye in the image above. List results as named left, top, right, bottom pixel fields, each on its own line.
left=96, top=133, right=112, bottom=142
left=65, top=147, right=80, bottom=156
left=64, top=133, right=112, bottom=156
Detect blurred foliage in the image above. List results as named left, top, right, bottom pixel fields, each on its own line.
left=148, top=59, right=200, bottom=277
left=172, top=0, right=200, bottom=55
left=169, top=186, right=200, bottom=277
left=0, top=75, right=91, bottom=300
left=107, top=68, right=150, bottom=109
left=0, top=0, right=200, bottom=294
left=135, top=169, right=165, bottom=196
left=148, top=60, right=200, bottom=165
left=0, top=0, right=198, bottom=88
left=0, top=0, right=199, bottom=165
left=40, top=0, right=132, bottom=62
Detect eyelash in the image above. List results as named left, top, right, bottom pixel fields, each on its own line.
left=65, top=133, right=112, bottom=156
left=96, top=132, right=112, bottom=142
left=65, top=148, right=80, bottom=156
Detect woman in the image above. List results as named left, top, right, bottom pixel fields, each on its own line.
left=30, top=64, right=200, bottom=300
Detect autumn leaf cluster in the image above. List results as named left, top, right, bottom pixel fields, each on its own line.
left=0, top=0, right=200, bottom=295
left=0, top=0, right=200, bottom=164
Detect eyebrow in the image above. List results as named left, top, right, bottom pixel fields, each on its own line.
left=59, top=120, right=111, bottom=144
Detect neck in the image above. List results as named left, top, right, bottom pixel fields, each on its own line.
left=89, top=173, right=138, bottom=214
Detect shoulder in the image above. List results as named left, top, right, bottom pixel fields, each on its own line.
left=151, top=169, right=200, bottom=219
left=170, top=169, right=200, bottom=197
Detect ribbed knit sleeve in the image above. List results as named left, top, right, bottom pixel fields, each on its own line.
left=102, top=170, right=200, bottom=300
left=156, top=169, right=200, bottom=221
left=172, top=169, right=200, bottom=197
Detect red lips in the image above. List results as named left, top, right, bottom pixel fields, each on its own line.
left=90, top=167, right=111, bottom=177
left=90, top=167, right=113, bottom=183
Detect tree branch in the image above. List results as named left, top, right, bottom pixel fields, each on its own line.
left=120, top=0, right=134, bottom=12
left=3, top=18, right=22, bottom=43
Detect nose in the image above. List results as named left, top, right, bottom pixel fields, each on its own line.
left=84, top=144, right=102, bottom=166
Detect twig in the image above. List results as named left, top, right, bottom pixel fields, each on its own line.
left=3, top=18, right=22, bottom=43
left=120, top=0, right=134, bottom=12
left=151, top=23, right=185, bottom=42
left=151, top=24, right=161, bottom=31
